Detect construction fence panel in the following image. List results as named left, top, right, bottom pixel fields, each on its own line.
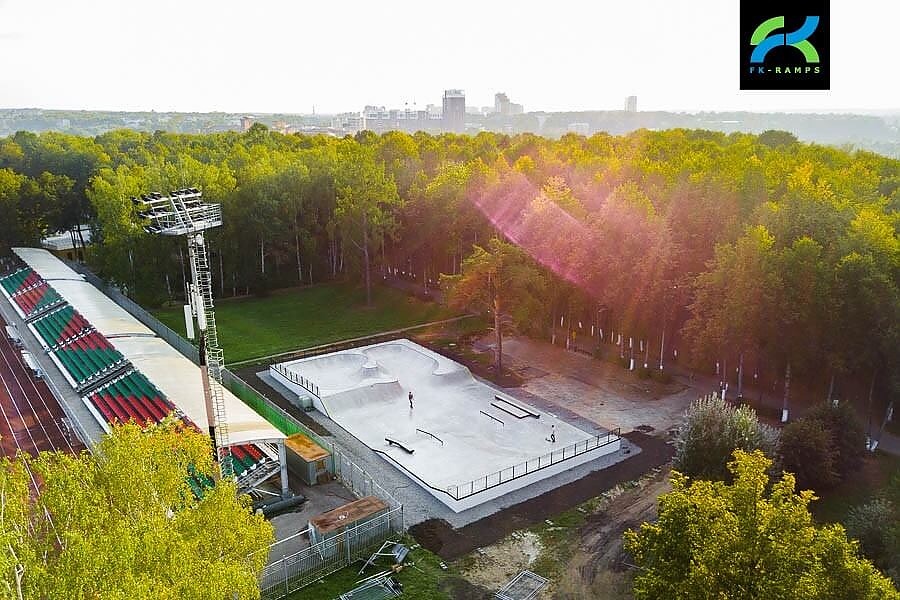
left=259, top=506, right=405, bottom=600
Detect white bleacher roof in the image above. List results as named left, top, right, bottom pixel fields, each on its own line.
left=44, top=279, right=154, bottom=338
left=110, top=337, right=283, bottom=445
left=13, top=248, right=284, bottom=445
left=13, top=247, right=88, bottom=280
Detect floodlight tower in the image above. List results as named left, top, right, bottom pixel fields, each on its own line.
left=133, top=188, right=232, bottom=479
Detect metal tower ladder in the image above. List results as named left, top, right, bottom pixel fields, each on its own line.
left=135, top=188, right=232, bottom=480
left=187, top=232, right=233, bottom=479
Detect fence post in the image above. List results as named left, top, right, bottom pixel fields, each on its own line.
left=282, top=557, right=288, bottom=596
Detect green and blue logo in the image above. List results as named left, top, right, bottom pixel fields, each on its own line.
left=750, top=16, right=820, bottom=63
left=740, top=1, right=829, bottom=90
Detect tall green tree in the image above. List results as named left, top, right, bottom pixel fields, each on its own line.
left=0, top=421, right=273, bottom=600
left=625, top=450, right=899, bottom=600
left=335, top=146, right=400, bottom=306
left=442, top=237, right=545, bottom=371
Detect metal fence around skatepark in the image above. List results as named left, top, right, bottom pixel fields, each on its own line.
left=272, top=362, right=320, bottom=398
left=332, top=448, right=402, bottom=509
left=446, top=428, right=621, bottom=500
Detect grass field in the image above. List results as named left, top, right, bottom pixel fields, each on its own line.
left=152, top=284, right=457, bottom=364
left=812, top=451, right=900, bottom=524
left=285, top=536, right=454, bottom=600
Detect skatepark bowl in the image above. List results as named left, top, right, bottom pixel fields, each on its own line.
left=271, top=339, right=620, bottom=512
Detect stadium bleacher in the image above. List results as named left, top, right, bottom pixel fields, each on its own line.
left=0, top=267, right=41, bottom=295
left=10, top=282, right=65, bottom=320
left=83, top=370, right=271, bottom=477
left=53, top=330, right=127, bottom=387
left=31, top=305, right=93, bottom=349
left=7, top=249, right=284, bottom=494
left=86, top=370, right=175, bottom=426
left=1, top=267, right=68, bottom=321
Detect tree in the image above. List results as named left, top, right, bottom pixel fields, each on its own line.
left=777, top=401, right=867, bottom=491
left=674, top=394, right=778, bottom=481
left=683, top=226, right=780, bottom=397
left=335, top=146, right=400, bottom=306
left=0, top=421, right=273, bottom=599
left=778, top=418, right=839, bottom=490
left=846, top=499, right=900, bottom=583
left=441, top=237, right=545, bottom=372
left=758, top=129, right=799, bottom=148
left=805, top=401, right=866, bottom=477
left=625, top=450, right=899, bottom=600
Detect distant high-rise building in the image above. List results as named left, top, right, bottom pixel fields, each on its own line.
left=442, top=89, right=465, bottom=132
left=494, top=92, right=510, bottom=114
left=332, top=112, right=366, bottom=134
left=625, top=95, right=638, bottom=112
left=494, top=92, right=523, bottom=116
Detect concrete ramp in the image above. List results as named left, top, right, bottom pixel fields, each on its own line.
left=326, top=381, right=404, bottom=414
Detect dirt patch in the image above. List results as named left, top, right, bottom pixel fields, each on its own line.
left=555, top=470, right=671, bottom=600
left=438, top=576, right=494, bottom=600
left=410, top=432, right=674, bottom=560
left=461, top=531, right=544, bottom=592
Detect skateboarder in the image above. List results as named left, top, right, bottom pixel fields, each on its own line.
left=408, top=391, right=414, bottom=410
left=547, top=424, right=556, bottom=444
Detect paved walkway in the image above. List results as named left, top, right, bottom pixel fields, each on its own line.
left=483, top=336, right=701, bottom=434
left=876, top=431, right=900, bottom=456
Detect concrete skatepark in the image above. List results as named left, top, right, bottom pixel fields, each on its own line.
left=271, top=339, right=620, bottom=511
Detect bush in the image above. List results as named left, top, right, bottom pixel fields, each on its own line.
left=777, top=401, right=867, bottom=491
left=674, top=395, right=779, bottom=481
left=778, top=419, right=838, bottom=490
left=846, top=499, right=900, bottom=583
left=805, top=401, right=866, bottom=478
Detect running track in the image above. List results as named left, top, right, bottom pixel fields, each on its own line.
left=0, top=313, right=85, bottom=460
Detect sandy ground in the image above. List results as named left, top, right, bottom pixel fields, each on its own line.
left=462, top=530, right=545, bottom=590
left=554, top=470, right=670, bottom=600
left=455, top=469, right=670, bottom=600
left=480, top=336, right=706, bottom=434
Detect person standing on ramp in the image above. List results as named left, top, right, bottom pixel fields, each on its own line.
left=409, top=391, right=414, bottom=410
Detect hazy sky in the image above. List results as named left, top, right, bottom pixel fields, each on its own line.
left=1, top=0, right=898, bottom=114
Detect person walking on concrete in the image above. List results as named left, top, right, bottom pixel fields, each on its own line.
left=549, top=424, right=556, bottom=444
left=408, top=391, right=414, bottom=410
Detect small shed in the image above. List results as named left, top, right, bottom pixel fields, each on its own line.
left=309, top=495, right=389, bottom=546
left=284, top=433, right=333, bottom=485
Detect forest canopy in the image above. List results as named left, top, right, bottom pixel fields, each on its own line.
left=0, top=126, right=897, bottom=410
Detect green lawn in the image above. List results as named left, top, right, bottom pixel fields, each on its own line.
left=285, top=536, right=452, bottom=600
left=152, top=284, right=457, bottom=364
left=812, top=451, right=900, bottom=524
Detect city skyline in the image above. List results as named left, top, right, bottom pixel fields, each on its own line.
left=1, top=0, right=898, bottom=114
